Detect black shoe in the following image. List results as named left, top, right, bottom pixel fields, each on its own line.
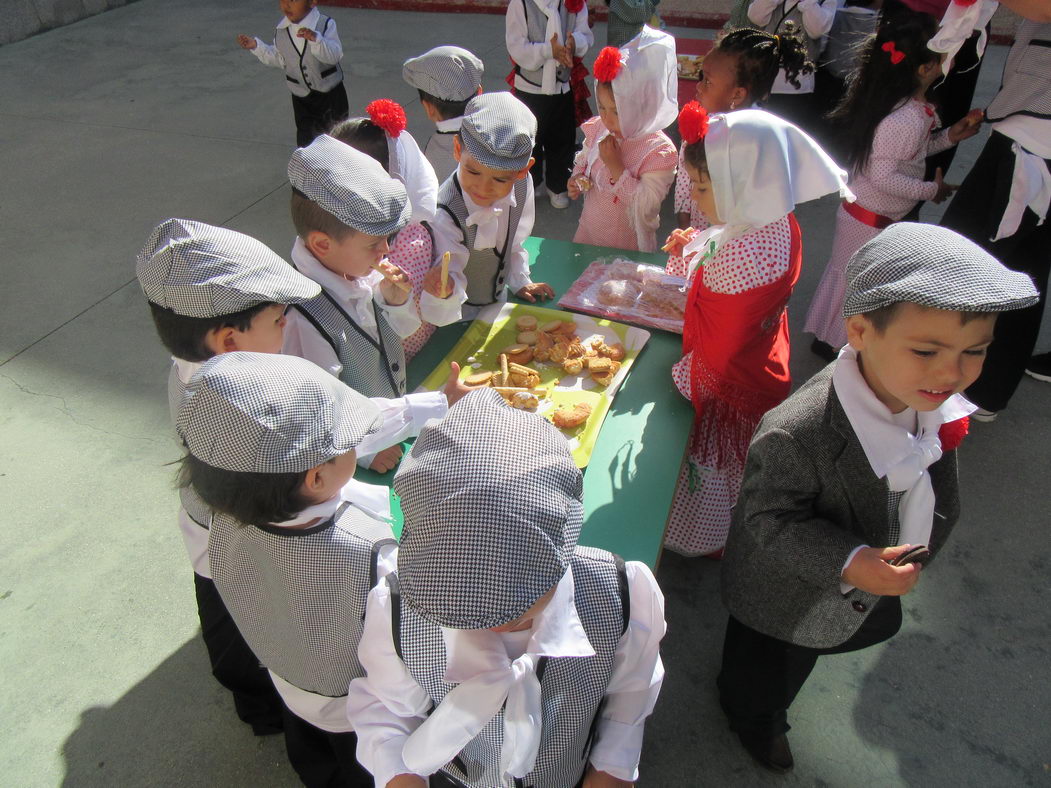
left=737, top=732, right=794, bottom=774
left=810, top=338, right=837, bottom=363
left=1025, top=352, right=1051, bottom=383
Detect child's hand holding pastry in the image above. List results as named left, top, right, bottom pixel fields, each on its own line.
left=599, top=135, right=625, bottom=182
left=369, top=444, right=404, bottom=473
left=516, top=282, right=555, bottom=303
left=442, top=362, right=472, bottom=406
left=567, top=175, right=590, bottom=200
left=237, top=34, right=257, bottom=50
left=423, top=263, right=454, bottom=299
left=841, top=544, right=922, bottom=596
left=661, top=227, right=698, bottom=255
left=373, top=260, right=412, bottom=306
left=948, top=108, right=983, bottom=144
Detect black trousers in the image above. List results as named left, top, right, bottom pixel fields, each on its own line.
left=941, top=131, right=1051, bottom=412
left=717, top=596, right=903, bottom=738
left=193, top=573, right=284, bottom=734
left=516, top=89, right=576, bottom=194
left=291, top=83, right=350, bottom=147
left=281, top=706, right=373, bottom=788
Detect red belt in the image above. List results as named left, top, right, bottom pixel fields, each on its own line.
left=842, top=200, right=894, bottom=229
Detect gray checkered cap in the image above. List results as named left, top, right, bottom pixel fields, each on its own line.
left=136, top=218, right=319, bottom=317
left=459, top=92, right=537, bottom=172
left=393, top=388, right=584, bottom=629
left=843, top=223, right=1040, bottom=317
left=288, top=135, right=411, bottom=236
left=176, top=351, right=382, bottom=474
left=402, top=45, right=484, bottom=102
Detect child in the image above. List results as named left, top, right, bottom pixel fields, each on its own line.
left=137, top=218, right=321, bottom=737
left=606, top=0, right=660, bottom=48
left=746, top=0, right=830, bottom=130
left=672, top=28, right=811, bottom=237
left=506, top=0, right=594, bottom=208
left=567, top=29, right=678, bottom=253
left=402, top=45, right=485, bottom=183
left=237, top=0, right=348, bottom=147
left=282, top=136, right=464, bottom=472
left=346, top=388, right=666, bottom=788
left=423, top=92, right=554, bottom=326
left=662, top=104, right=850, bottom=558
left=717, top=223, right=1038, bottom=772
left=330, top=112, right=438, bottom=359
left=804, top=16, right=982, bottom=361
left=175, top=351, right=400, bottom=787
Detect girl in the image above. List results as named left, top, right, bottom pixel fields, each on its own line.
left=672, top=28, right=811, bottom=245
left=567, top=28, right=679, bottom=253
left=330, top=101, right=439, bottom=359
left=804, top=16, right=982, bottom=359
left=663, top=104, right=849, bottom=557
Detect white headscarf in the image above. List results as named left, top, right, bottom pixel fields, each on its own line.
left=928, top=0, right=999, bottom=76
left=681, top=109, right=854, bottom=273
left=604, top=27, right=678, bottom=141
left=385, top=131, right=439, bottom=224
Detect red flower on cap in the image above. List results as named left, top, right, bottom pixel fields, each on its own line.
left=678, top=101, right=709, bottom=145
left=565, top=0, right=585, bottom=11
left=366, top=99, right=406, bottom=138
left=938, top=416, right=969, bottom=452
left=593, top=47, right=623, bottom=83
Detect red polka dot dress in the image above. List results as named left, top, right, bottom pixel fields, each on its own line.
left=388, top=222, right=436, bottom=360
left=665, top=216, right=796, bottom=557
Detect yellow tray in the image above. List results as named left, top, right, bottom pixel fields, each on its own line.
left=417, top=302, right=651, bottom=467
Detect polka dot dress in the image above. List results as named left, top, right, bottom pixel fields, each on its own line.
left=389, top=222, right=436, bottom=360
left=664, top=218, right=793, bottom=557
left=673, top=144, right=711, bottom=234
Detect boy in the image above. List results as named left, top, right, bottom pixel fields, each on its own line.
left=717, top=223, right=1039, bottom=773
left=347, top=388, right=666, bottom=788
left=506, top=0, right=593, bottom=208
left=422, top=92, right=554, bottom=327
left=282, top=136, right=459, bottom=471
left=176, top=351, right=399, bottom=787
left=402, top=45, right=485, bottom=183
left=137, top=218, right=322, bottom=736
left=237, top=0, right=349, bottom=146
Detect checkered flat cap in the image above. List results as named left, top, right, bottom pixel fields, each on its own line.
left=459, top=92, right=537, bottom=172
left=136, top=218, right=319, bottom=317
left=176, top=352, right=381, bottom=474
left=288, top=135, right=411, bottom=236
left=843, top=223, right=1039, bottom=317
left=393, top=388, right=583, bottom=629
left=402, top=46, right=483, bottom=102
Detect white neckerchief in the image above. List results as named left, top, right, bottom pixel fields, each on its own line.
left=277, top=7, right=321, bottom=54
left=401, top=568, right=594, bottom=780
left=993, top=140, right=1051, bottom=242
left=271, top=477, right=393, bottom=529
left=534, top=0, right=565, bottom=94
left=436, top=116, right=463, bottom=133
left=928, top=0, right=997, bottom=76
left=291, top=237, right=383, bottom=332
left=832, top=345, right=974, bottom=546
left=462, top=174, right=517, bottom=250
left=173, top=357, right=203, bottom=385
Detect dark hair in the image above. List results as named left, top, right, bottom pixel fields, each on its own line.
left=147, top=300, right=273, bottom=362
left=417, top=89, right=470, bottom=121
left=862, top=303, right=991, bottom=334
left=826, top=12, right=940, bottom=174
left=179, top=453, right=312, bottom=526
left=328, top=116, right=390, bottom=172
left=716, top=27, right=812, bottom=102
left=290, top=187, right=355, bottom=242
left=682, top=138, right=709, bottom=178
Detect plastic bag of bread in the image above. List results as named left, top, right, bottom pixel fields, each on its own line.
left=596, top=279, right=642, bottom=308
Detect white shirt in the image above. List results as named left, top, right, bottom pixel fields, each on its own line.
left=391, top=131, right=440, bottom=224
left=505, top=0, right=593, bottom=95
left=266, top=480, right=399, bottom=732
left=346, top=560, right=666, bottom=787
left=748, top=0, right=836, bottom=94
left=251, top=8, right=343, bottom=67
left=422, top=173, right=536, bottom=326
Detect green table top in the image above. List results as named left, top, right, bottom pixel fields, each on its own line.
left=358, top=236, right=694, bottom=568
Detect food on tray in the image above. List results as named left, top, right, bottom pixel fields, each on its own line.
left=516, top=315, right=538, bottom=331
left=597, top=279, right=642, bottom=308
left=637, top=280, right=687, bottom=320
left=508, top=361, right=541, bottom=388
left=677, top=54, right=703, bottom=80
left=517, top=330, right=539, bottom=345
left=552, top=402, right=592, bottom=430
left=510, top=391, right=539, bottom=411
left=557, top=321, right=577, bottom=335
left=465, top=371, right=494, bottom=386
left=607, top=261, right=648, bottom=281
left=503, top=343, right=534, bottom=365
left=562, top=357, right=584, bottom=375
left=591, top=361, right=622, bottom=387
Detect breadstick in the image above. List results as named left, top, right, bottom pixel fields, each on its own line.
left=439, top=251, right=450, bottom=297
left=499, top=353, right=509, bottom=387
left=493, top=386, right=547, bottom=397
left=369, top=261, right=412, bottom=292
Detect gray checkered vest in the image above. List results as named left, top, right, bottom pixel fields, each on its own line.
left=986, top=21, right=1051, bottom=122
left=760, top=1, right=824, bottom=71
left=168, top=363, right=213, bottom=530
left=293, top=290, right=406, bottom=398
left=390, top=547, right=629, bottom=788
left=275, top=15, right=343, bottom=98
left=426, top=130, right=459, bottom=183
left=438, top=175, right=529, bottom=307
left=516, top=0, right=577, bottom=90
left=209, top=501, right=396, bottom=697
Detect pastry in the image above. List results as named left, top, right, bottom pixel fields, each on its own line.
left=552, top=402, right=592, bottom=429
left=510, top=391, right=539, bottom=411
left=464, top=370, right=493, bottom=386
left=516, top=315, right=538, bottom=331
left=503, top=343, right=534, bottom=365
left=540, top=319, right=564, bottom=333
left=517, top=330, right=539, bottom=346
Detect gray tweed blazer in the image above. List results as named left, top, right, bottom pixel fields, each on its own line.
left=721, top=364, right=960, bottom=649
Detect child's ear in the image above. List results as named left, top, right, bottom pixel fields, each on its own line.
left=452, top=135, right=462, bottom=162
left=301, top=465, right=325, bottom=498
left=845, top=315, right=870, bottom=351
left=204, top=326, right=237, bottom=355
left=918, top=60, right=939, bottom=80
left=515, top=158, right=536, bottom=181
left=476, top=86, right=483, bottom=96
left=733, top=85, right=749, bottom=108
left=305, top=230, right=332, bottom=260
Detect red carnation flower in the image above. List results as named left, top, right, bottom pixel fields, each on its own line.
left=678, top=101, right=709, bottom=145
left=366, top=99, right=406, bottom=138
left=938, top=416, right=969, bottom=452
left=565, top=0, right=585, bottom=11
left=953, top=0, right=979, bottom=6
left=593, top=47, right=623, bottom=83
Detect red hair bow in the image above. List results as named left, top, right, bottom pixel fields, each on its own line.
left=882, top=41, right=905, bottom=65
left=366, top=99, right=406, bottom=138
left=938, top=416, right=969, bottom=452
left=678, top=101, right=709, bottom=145
left=593, top=47, right=623, bottom=83
left=565, top=0, right=585, bottom=11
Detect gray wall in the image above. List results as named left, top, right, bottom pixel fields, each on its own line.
left=2, top=0, right=141, bottom=46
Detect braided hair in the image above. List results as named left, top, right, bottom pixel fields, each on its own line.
left=716, top=27, right=813, bottom=102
